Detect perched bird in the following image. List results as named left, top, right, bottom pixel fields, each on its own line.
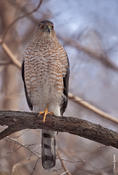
left=22, top=20, right=69, bottom=169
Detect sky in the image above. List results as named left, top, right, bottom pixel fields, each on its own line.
left=47, top=0, right=118, bottom=40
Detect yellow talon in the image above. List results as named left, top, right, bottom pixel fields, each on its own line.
left=39, top=107, right=53, bottom=123
left=43, top=107, right=48, bottom=123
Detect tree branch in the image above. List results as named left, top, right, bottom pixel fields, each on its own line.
left=0, top=111, right=118, bottom=149
left=57, top=151, right=72, bottom=175
left=1, top=0, right=43, bottom=43
left=69, top=93, right=118, bottom=124
left=58, top=35, right=118, bottom=71
left=1, top=42, right=21, bottom=69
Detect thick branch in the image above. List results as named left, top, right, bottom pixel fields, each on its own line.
left=0, top=111, right=118, bottom=149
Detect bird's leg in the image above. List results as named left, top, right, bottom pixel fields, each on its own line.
left=39, top=106, right=54, bottom=123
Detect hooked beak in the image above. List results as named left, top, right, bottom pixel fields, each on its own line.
left=43, top=25, right=51, bottom=33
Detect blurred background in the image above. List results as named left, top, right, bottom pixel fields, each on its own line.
left=0, top=0, right=118, bottom=174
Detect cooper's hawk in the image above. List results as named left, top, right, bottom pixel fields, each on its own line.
left=22, top=20, right=69, bottom=169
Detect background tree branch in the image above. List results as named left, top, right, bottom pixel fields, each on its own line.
left=0, top=110, right=118, bottom=149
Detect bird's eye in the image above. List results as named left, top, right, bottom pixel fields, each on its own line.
left=51, top=25, right=54, bottom=30
left=40, top=25, right=44, bottom=29
left=38, top=24, right=44, bottom=29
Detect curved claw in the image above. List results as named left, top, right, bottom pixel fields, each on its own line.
left=39, top=108, right=54, bottom=123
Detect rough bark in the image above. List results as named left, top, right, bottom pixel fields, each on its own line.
left=0, top=111, right=118, bottom=149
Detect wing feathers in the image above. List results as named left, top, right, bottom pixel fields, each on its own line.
left=22, top=61, right=33, bottom=110
left=60, top=55, right=70, bottom=115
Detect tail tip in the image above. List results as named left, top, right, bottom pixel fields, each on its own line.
left=42, top=155, right=56, bottom=169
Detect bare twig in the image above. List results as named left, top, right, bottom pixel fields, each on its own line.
left=1, top=42, right=21, bottom=69
left=7, top=0, right=39, bottom=23
left=57, top=151, right=72, bottom=175
left=58, top=35, right=118, bottom=71
left=31, top=158, right=40, bottom=175
left=1, top=0, right=43, bottom=43
left=0, top=111, right=118, bottom=149
left=11, top=156, right=37, bottom=174
left=6, top=137, right=41, bottom=158
left=6, top=137, right=40, bottom=174
left=69, top=93, right=118, bottom=124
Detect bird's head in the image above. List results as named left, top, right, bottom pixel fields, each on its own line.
left=38, top=20, right=55, bottom=38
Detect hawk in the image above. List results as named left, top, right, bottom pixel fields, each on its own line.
left=22, top=20, right=70, bottom=169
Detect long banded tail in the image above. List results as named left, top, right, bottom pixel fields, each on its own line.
left=42, top=129, right=56, bottom=169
